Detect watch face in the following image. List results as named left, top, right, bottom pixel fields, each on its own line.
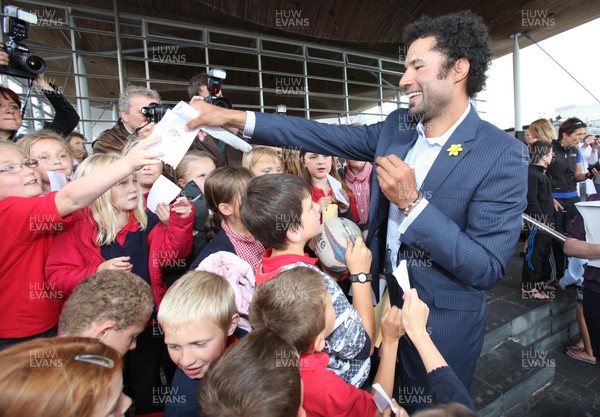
left=358, top=273, right=367, bottom=283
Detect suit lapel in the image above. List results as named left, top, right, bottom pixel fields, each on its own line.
left=421, top=107, right=480, bottom=196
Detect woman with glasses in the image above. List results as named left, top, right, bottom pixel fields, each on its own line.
left=0, top=336, right=131, bottom=417
left=0, top=138, right=163, bottom=349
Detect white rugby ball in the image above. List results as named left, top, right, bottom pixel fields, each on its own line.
left=315, top=217, right=361, bottom=273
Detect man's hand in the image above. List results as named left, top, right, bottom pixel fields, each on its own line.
left=187, top=97, right=247, bottom=132
left=376, top=154, right=419, bottom=210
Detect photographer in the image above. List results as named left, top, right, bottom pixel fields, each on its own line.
left=92, top=85, right=159, bottom=154
left=187, top=72, right=242, bottom=167
left=0, top=51, right=80, bottom=141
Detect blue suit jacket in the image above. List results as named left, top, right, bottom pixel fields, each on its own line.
left=249, top=107, right=527, bottom=391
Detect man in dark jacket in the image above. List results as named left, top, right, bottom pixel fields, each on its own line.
left=92, top=85, right=160, bottom=154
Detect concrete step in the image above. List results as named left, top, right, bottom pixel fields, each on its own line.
left=482, top=282, right=577, bottom=355
left=473, top=266, right=579, bottom=415
left=471, top=340, right=555, bottom=417
left=503, top=347, right=600, bottom=417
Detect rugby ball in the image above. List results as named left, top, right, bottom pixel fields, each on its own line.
left=315, top=217, right=361, bottom=273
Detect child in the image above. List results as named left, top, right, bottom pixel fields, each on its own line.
left=175, top=151, right=217, bottom=260
left=66, top=131, right=89, bottom=165
left=250, top=267, right=402, bottom=417
left=17, top=129, right=74, bottom=192
left=45, top=152, right=193, bottom=414
left=0, top=336, right=132, bottom=417
left=281, top=146, right=303, bottom=177
left=45, top=153, right=193, bottom=300
left=301, top=151, right=358, bottom=222
left=344, top=160, right=373, bottom=227
left=522, top=140, right=555, bottom=300
left=157, top=270, right=240, bottom=417
left=242, top=146, right=283, bottom=176
left=190, top=167, right=265, bottom=271
left=138, top=161, right=164, bottom=196
left=0, top=137, right=162, bottom=347
left=241, top=173, right=374, bottom=387
left=58, top=270, right=154, bottom=356
left=199, top=327, right=304, bottom=417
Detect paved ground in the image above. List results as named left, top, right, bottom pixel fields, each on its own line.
left=491, top=250, right=600, bottom=416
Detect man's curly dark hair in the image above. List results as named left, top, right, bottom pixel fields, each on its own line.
left=403, top=10, right=491, bottom=97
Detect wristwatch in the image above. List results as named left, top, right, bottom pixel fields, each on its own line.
left=349, top=272, right=372, bottom=283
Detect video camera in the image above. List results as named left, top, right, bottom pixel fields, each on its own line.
left=205, top=68, right=232, bottom=109
left=141, top=102, right=173, bottom=124
left=1, top=5, right=47, bottom=80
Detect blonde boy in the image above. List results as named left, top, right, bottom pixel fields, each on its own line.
left=157, top=271, right=239, bottom=417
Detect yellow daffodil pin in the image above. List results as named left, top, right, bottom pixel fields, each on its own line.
left=447, top=144, right=463, bottom=156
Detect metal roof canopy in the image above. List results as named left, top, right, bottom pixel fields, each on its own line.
left=4, top=0, right=600, bottom=129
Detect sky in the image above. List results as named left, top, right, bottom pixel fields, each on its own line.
left=479, top=17, right=600, bottom=130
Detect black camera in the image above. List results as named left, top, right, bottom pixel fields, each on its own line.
left=204, top=68, right=232, bottom=109
left=141, top=102, right=173, bottom=124
left=587, top=161, right=600, bottom=177
left=1, top=6, right=47, bottom=80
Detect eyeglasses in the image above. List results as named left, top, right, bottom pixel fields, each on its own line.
left=74, top=354, right=114, bottom=369
left=0, top=159, right=38, bottom=174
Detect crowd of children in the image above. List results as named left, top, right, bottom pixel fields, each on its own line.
left=0, top=88, right=480, bottom=417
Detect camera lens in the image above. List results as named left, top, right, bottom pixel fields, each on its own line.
left=25, top=55, right=46, bottom=73
left=13, top=53, right=47, bottom=74
left=211, top=97, right=233, bottom=109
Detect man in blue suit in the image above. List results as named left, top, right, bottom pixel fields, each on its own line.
left=188, top=10, right=527, bottom=411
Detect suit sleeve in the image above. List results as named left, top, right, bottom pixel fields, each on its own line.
left=400, top=141, right=527, bottom=290
left=251, top=112, right=381, bottom=162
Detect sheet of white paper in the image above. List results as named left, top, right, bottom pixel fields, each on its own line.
left=147, top=175, right=181, bottom=213
left=47, top=171, right=67, bottom=191
left=148, top=101, right=201, bottom=168
left=200, top=125, right=252, bottom=152
left=372, top=383, right=398, bottom=413
left=326, top=173, right=349, bottom=206
left=393, top=259, right=411, bottom=293
left=575, top=201, right=600, bottom=267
